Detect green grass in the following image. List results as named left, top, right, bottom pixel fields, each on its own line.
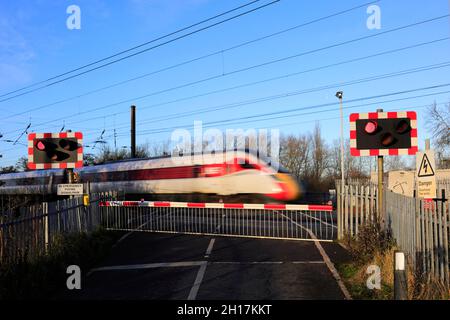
left=336, top=261, right=393, bottom=300
left=0, top=228, right=122, bottom=300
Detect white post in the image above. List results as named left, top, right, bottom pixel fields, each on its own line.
left=394, top=251, right=408, bottom=300
left=43, top=202, right=49, bottom=252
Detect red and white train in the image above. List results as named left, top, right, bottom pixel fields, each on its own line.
left=0, top=150, right=302, bottom=203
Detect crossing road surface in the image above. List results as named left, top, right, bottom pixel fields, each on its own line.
left=62, top=232, right=351, bottom=300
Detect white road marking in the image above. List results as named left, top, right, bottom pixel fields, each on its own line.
left=303, top=213, right=337, bottom=229
left=291, top=261, right=326, bottom=264
left=89, top=261, right=205, bottom=273
left=88, top=260, right=325, bottom=271
left=187, top=262, right=208, bottom=300
left=112, top=212, right=172, bottom=248
left=210, top=261, right=324, bottom=265
left=204, top=238, right=215, bottom=258
left=210, top=261, right=283, bottom=265
left=282, top=214, right=352, bottom=300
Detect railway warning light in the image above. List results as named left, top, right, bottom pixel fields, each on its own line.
left=59, top=139, right=80, bottom=151
left=364, top=120, right=378, bottom=134
left=349, top=112, right=418, bottom=156
left=381, top=133, right=395, bottom=147
left=36, top=140, right=46, bottom=151
left=35, top=139, right=72, bottom=161
left=28, top=132, right=83, bottom=169
left=396, top=119, right=410, bottom=134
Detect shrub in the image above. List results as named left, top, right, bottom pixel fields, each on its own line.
left=344, top=223, right=396, bottom=263
left=0, top=228, right=119, bottom=300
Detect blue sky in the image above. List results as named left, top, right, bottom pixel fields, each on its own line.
left=0, top=0, right=449, bottom=167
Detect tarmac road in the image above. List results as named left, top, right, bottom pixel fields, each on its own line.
left=61, top=231, right=352, bottom=300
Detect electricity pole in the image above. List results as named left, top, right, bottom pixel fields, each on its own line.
left=131, top=105, right=136, bottom=159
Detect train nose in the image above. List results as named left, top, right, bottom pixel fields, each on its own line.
left=274, top=173, right=301, bottom=200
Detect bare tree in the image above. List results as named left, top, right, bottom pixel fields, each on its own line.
left=327, top=139, right=370, bottom=180
left=279, top=134, right=310, bottom=179
left=427, top=101, right=450, bottom=168
left=15, top=156, right=29, bottom=172
left=309, top=123, right=328, bottom=184
left=0, top=166, right=17, bottom=174
left=384, top=155, right=414, bottom=171
left=148, top=140, right=171, bottom=157
left=83, top=153, right=96, bottom=166
left=95, top=145, right=129, bottom=164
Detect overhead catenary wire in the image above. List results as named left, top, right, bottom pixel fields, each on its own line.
left=58, top=84, right=447, bottom=139
left=111, top=83, right=450, bottom=136
left=5, top=55, right=448, bottom=139
left=109, top=60, right=450, bottom=130
left=0, top=0, right=265, bottom=98
left=162, top=97, right=448, bottom=134
left=187, top=101, right=447, bottom=140
left=134, top=101, right=446, bottom=137
left=0, top=8, right=448, bottom=163
left=1, top=99, right=445, bottom=166
left=0, top=0, right=281, bottom=103
left=1, top=0, right=381, bottom=120
left=45, top=37, right=449, bottom=131
left=2, top=32, right=448, bottom=137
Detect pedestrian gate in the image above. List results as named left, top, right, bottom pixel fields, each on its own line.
left=99, top=201, right=336, bottom=241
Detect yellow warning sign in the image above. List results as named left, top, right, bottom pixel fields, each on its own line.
left=417, top=154, right=435, bottom=177
left=416, top=151, right=436, bottom=199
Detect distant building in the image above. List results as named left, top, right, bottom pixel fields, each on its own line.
left=370, top=169, right=450, bottom=197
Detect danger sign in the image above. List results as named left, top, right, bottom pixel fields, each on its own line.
left=416, top=150, right=436, bottom=199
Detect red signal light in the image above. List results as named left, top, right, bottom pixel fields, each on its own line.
left=36, top=141, right=46, bottom=151
left=381, top=133, right=396, bottom=147
left=396, top=120, right=410, bottom=134
left=59, top=139, right=79, bottom=151
left=364, top=120, right=378, bottom=134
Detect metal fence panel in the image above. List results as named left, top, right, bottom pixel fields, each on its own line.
left=337, top=180, right=449, bottom=286
left=0, top=192, right=115, bottom=264
left=99, top=201, right=336, bottom=242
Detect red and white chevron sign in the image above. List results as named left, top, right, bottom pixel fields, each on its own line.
left=349, top=111, right=418, bottom=157
left=28, top=132, right=83, bottom=170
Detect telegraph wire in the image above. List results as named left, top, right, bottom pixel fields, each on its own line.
left=30, top=58, right=450, bottom=135
left=193, top=101, right=446, bottom=136
left=1, top=96, right=447, bottom=165
left=188, top=96, right=450, bottom=131
left=0, top=0, right=281, bottom=103
left=111, top=60, right=450, bottom=129
left=0, top=0, right=265, bottom=99
left=135, top=102, right=445, bottom=137
left=111, top=84, right=450, bottom=135
left=2, top=99, right=445, bottom=165
left=129, top=97, right=449, bottom=136
left=2, top=0, right=380, bottom=120
left=3, top=35, right=448, bottom=136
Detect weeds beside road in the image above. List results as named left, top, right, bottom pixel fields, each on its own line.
left=336, top=224, right=449, bottom=300
left=0, top=228, right=121, bottom=300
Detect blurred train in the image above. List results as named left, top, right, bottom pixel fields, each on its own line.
left=0, top=150, right=303, bottom=203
